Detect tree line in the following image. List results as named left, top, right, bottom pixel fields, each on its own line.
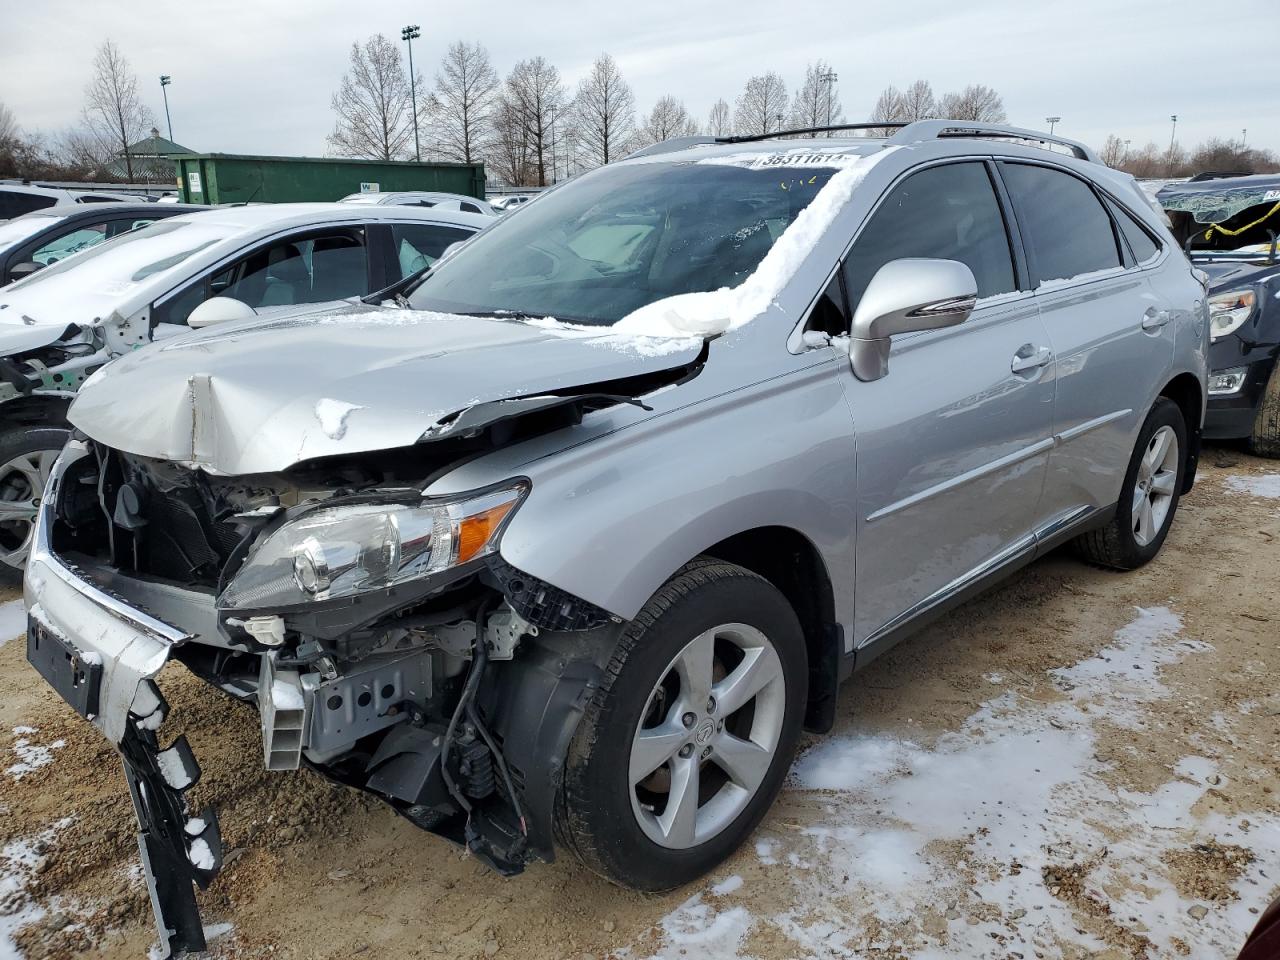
left=2, top=37, right=1277, bottom=187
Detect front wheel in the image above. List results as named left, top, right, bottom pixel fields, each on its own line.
left=555, top=559, right=807, bottom=891
left=1074, top=398, right=1186, bottom=570
left=1248, top=363, right=1280, bottom=458
left=0, top=425, right=69, bottom=577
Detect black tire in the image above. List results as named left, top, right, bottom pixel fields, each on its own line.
left=1248, top=363, right=1280, bottom=458
left=0, top=424, right=71, bottom=580
left=555, top=558, right=807, bottom=891
left=1074, top=398, right=1187, bottom=570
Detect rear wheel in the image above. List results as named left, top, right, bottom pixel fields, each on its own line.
left=1075, top=398, right=1186, bottom=570
left=0, top=426, right=69, bottom=578
left=1248, top=363, right=1280, bottom=458
left=556, top=559, right=807, bottom=891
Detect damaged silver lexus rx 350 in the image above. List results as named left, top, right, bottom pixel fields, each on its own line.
left=25, top=121, right=1207, bottom=956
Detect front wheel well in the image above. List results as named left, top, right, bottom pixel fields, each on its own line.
left=701, top=526, right=842, bottom=733
left=0, top=394, right=73, bottom=431
left=1159, top=373, right=1203, bottom=493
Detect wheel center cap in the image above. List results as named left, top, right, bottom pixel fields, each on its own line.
left=694, top=719, right=716, bottom=745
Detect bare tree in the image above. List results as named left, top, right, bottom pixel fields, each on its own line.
left=433, top=41, right=499, bottom=164
left=1099, top=134, right=1127, bottom=168
left=867, top=85, right=906, bottom=135
left=489, top=95, right=531, bottom=185
left=327, top=34, right=418, bottom=160
left=790, top=61, right=844, bottom=135
left=636, top=95, right=698, bottom=147
left=504, top=56, right=565, bottom=186
left=81, top=40, right=156, bottom=180
left=0, top=103, right=17, bottom=152
left=707, top=98, right=732, bottom=138
left=939, top=84, right=1006, bottom=123
left=573, top=53, right=636, bottom=168
left=899, top=80, right=938, bottom=121
left=734, top=72, right=788, bottom=136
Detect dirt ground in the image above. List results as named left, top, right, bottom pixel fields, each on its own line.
left=0, top=447, right=1277, bottom=960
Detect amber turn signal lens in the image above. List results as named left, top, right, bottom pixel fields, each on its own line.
left=455, top=501, right=517, bottom=564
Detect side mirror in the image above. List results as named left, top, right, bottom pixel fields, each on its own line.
left=8, top=261, right=43, bottom=282
left=188, top=296, right=257, bottom=329
left=849, top=258, right=978, bottom=382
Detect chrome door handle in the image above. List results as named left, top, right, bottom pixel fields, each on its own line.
left=1141, top=308, right=1170, bottom=331
left=1011, top=345, right=1053, bottom=374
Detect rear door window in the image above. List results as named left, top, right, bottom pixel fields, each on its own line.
left=0, top=191, right=57, bottom=218
left=843, top=161, right=1017, bottom=307
left=1000, top=163, right=1122, bottom=284
left=390, top=223, right=475, bottom=278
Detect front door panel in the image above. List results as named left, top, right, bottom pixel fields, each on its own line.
left=849, top=297, right=1055, bottom=647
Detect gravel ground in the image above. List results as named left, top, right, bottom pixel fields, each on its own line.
left=0, top=448, right=1277, bottom=960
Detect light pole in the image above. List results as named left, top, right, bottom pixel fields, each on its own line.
left=1045, top=116, right=1061, bottom=135
left=1124, top=139, right=1131, bottom=162
left=401, top=25, right=421, bottom=161
left=818, top=69, right=838, bottom=136
left=1167, top=114, right=1178, bottom=176
left=159, top=75, right=173, bottom=141
left=1242, top=128, right=1247, bottom=146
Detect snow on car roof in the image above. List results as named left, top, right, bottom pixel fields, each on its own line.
left=167, top=201, right=489, bottom=231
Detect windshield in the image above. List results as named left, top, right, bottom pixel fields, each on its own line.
left=4, top=218, right=229, bottom=293
left=0, top=214, right=65, bottom=250
left=408, top=160, right=839, bottom=325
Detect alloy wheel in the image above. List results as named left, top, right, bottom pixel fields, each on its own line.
left=0, top=448, right=58, bottom=569
left=629, top=623, right=787, bottom=849
left=1132, top=425, right=1179, bottom=547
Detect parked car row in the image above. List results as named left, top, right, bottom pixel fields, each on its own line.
left=0, top=182, right=148, bottom=219
left=0, top=201, right=489, bottom=574
left=13, top=122, right=1209, bottom=958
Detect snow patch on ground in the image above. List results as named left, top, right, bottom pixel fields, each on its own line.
left=1223, top=473, right=1280, bottom=498
left=0, top=600, right=26, bottom=648
left=314, top=398, right=362, bottom=441
left=0, top=819, right=74, bottom=958
left=635, top=605, right=1278, bottom=958
left=641, top=892, right=754, bottom=960
left=6, top=729, right=65, bottom=780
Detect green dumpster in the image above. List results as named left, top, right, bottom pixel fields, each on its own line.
left=172, top=154, right=486, bottom=204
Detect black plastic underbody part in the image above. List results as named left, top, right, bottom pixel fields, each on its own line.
left=118, top=721, right=223, bottom=959
left=485, top=557, right=616, bottom=631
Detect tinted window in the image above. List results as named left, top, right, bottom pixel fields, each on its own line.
left=1001, top=164, right=1121, bottom=284
left=843, top=162, right=1016, bottom=305
left=0, top=191, right=57, bottom=218
left=390, top=223, right=475, bottom=278
left=1105, top=197, right=1160, bottom=264
left=157, top=232, right=368, bottom=325
left=211, top=233, right=367, bottom=308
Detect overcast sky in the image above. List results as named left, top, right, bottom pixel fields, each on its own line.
left=3, top=0, right=1277, bottom=160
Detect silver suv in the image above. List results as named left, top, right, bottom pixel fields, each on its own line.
left=25, top=121, right=1207, bottom=956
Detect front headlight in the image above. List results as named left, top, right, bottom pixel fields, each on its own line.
left=1207, top=288, right=1256, bottom=341
left=220, top=483, right=527, bottom=609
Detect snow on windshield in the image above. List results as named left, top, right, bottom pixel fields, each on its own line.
left=610, top=148, right=895, bottom=338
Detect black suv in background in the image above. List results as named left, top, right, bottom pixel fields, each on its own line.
left=1160, top=173, right=1280, bottom=454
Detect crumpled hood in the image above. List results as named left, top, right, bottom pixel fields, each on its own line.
left=1195, top=259, right=1277, bottom=290
left=68, top=305, right=702, bottom=475
left=0, top=316, right=79, bottom=355
left=0, top=277, right=129, bottom=332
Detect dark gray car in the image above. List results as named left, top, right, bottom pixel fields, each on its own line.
left=25, top=121, right=1207, bottom=956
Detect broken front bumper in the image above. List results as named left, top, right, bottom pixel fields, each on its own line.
left=24, top=440, right=223, bottom=959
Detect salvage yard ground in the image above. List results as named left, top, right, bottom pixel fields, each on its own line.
left=0, top=449, right=1277, bottom=960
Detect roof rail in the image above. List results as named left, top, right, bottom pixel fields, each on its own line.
left=889, top=120, right=1099, bottom=163
left=720, top=122, right=908, bottom=144
left=627, top=120, right=1097, bottom=163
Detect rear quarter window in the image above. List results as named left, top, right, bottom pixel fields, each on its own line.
left=1105, top=197, right=1161, bottom=265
